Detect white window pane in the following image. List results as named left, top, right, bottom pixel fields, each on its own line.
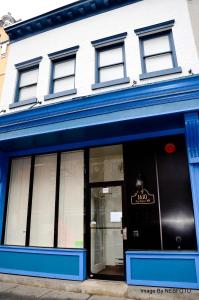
left=1, top=43, right=7, bottom=55
left=29, top=154, right=57, bottom=247
left=18, top=85, right=37, bottom=101
left=54, top=59, right=75, bottom=79
left=143, top=35, right=170, bottom=56
left=100, top=64, right=124, bottom=82
left=99, top=47, right=123, bottom=67
left=145, top=53, right=173, bottom=72
left=4, top=157, right=31, bottom=246
left=58, top=151, right=84, bottom=248
left=90, top=145, right=124, bottom=183
left=53, top=76, right=75, bottom=93
left=19, top=68, right=38, bottom=87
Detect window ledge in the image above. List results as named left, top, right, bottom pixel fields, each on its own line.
left=9, top=98, right=37, bottom=109
left=140, top=67, right=182, bottom=80
left=91, top=77, right=130, bottom=90
left=44, top=89, right=77, bottom=101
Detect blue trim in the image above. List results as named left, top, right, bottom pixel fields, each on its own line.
left=48, top=46, right=79, bottom=60
left=15, top=56, right=42, bottom=70
left=126, top=251, right=199, bottom=289
left=44, top=89, right=77, bottom=101
left=134, top=19, right=175, bottom=36
left=91, top=32, right=127, bottom=48
left=140, top=67, right=182, bottom=80
left=0, top=154, right=9, bottom=243
left=9, top=98, right=37, bottom=109
left=5, top=1, right=142, bottom=43
left=92, top=77, right=130, bottom=89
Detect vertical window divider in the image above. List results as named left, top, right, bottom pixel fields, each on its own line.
left=25, top=155, right=35, bottom=246
left=54, top=152, right=61, bottom=248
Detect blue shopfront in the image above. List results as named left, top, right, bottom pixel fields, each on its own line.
left=0, top=75, right=199, bottom=289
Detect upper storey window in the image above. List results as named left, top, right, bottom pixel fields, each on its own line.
left=45, top=46, right=79, bottom=101
left=135, top=20, right=182, bottom=80
left=91, top=33, right=130, bottom=89
left=10, top=56, right=42, bottom=109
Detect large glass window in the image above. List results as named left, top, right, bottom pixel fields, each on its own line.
left=4, top=150, right=84, bottom=248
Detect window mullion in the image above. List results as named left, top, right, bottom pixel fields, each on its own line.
left=143, top=50, right=172, bottom=59
left=54, top=153, right=61, bottom=248
left=25, top=155, right=35, bottom=247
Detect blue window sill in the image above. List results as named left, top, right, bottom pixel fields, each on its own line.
left=140, top=67, right=182, bottom=80
left=91, top=77, right=130, bottom=90
left=9, top=98, right=37, bottom=109
left=44, top=89, right=77, bottom=101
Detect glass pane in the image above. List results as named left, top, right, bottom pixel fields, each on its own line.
left=99, top=46, right=123, bottom=67
left=54, top=59, right=75, bottom=79
left=143, top=35, right=170, bottom=56
left=91, top=186, right=123, bottom=276
left=100, top=64, right=124, bottom=82
left=89, top=145, right=124, bottom=183
left=58, top=151, right=84, bottom=248
left=145, top=53, right=173, bottom=73
left=4, top=157, right=31, bottom=246
left=18, top=85, right=37, bottom=101
left=29, top=154, right=57, bottom=247
left=19, top=68, right=38, bottom=87
left=53, top=76, right=75, bottom=93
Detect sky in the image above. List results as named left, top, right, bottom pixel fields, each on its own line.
left=1, top=0, right=77, bottom=21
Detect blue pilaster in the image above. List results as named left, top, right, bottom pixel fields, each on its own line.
left=0, top=153, right=9, bottom=243
left=185, top=112, right=199, bottom=251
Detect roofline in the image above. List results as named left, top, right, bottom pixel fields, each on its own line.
left=5, top=0, right=142, bottom=43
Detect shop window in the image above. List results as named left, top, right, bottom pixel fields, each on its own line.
left=89, top=144, right=124, bottom=183
left=91, top=33, right=130, bottom=89
left=3, top=150, right=84, bottom=249
left=135, top=20, right=182, bottom=79
left=45, top=46, right=79, bottom=101
left=10, top=56, right=42, bottom=109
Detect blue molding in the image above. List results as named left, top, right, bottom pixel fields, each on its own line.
left=92, top=77, right=130, bottom=89
left=126, top=251, right=199, bottom=289
left=48, top=46, right=79, bottom=60
left=15, top=56, right=43, bottom=70
left=140, top=67, right=182, bottom=80
left=9, top=98, right=37, bottom=109
left=134, top=19, right=175, bottom=36
left=44, top=89, right=77, bottom=101
left=5, top=0, right=142, bottom=43
left=184, top=112, right=199, bottom=161
left=91, top=32, right=127, bottom=48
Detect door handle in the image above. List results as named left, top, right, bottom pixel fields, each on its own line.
left=121, top=227, right=127, bottom=240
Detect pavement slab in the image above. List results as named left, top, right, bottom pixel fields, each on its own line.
left=41, top=290, right=90, bottom=300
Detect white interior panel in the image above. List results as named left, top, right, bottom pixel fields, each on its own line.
left=100, top=64, right=124, bottom=82
left=29, top=154, right=57, bottom=247
left=145, top=53, right=173, bottom=72
left=19, top=68, right=38, bottom=87
left=143, top=35, right=170, bottom=56
left=54, top=59, right=75, bottom=79
left=99, top=46, right=123, bottom=67
left=18, top=85, right=37, bottom=100
left=58, top=151, right=84, bottom=248
left=53, top=76, right=75, bottom=93
left=4, top=157, right=31, bottom=246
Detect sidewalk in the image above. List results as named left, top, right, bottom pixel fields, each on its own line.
left=0, top=274, right=198, bottom=300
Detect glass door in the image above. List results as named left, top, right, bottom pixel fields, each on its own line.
left=90, top=185, right=124, bottom=279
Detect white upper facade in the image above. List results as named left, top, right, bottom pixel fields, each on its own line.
left=1, top=0, right=199, bottom=113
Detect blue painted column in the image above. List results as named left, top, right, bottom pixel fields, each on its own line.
left=0, top=152, right=9, bottom=242
left=185, top=112, right=199, bottom=250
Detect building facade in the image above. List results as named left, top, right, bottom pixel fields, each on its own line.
left=0, top=0, right=199, bottom=289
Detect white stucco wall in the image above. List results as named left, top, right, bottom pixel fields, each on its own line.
left=1, top=0, right=199, bottom=113
left=187, top=0, right=199, bottom=58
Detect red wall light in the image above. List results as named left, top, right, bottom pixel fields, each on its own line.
left=164, top=143, right=176, bottom=154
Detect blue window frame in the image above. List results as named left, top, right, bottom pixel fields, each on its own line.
left=91, top=32, right=130, bottom=89
left=135, top=20, right=182, bottom=80
left=45, top=46, right=79, bottom=101
left=10, top=56, right=42, bottom=109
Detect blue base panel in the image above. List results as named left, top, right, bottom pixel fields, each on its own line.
left=0, top=247, right=86, bottom=281
left=126, top=251, right=199, bottom=289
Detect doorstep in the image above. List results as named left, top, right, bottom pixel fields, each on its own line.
left=0, top=274, right=199, bottom=300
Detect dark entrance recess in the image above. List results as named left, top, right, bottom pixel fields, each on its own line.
left=123, top=135, right=197, bottom=251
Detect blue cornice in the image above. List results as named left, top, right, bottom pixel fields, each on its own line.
left=0, top=75, right=199, bottom=136
left=5, top=0, right=142, bottom=43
